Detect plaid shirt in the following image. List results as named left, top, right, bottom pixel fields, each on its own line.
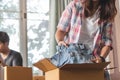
left=57, top=1, right=113, bottom=55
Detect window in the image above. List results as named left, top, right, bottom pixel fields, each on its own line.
left=0, top=0, right=50, bottom=75
left=0, top=0, right=20, bottom=51
left=27, top=0, right=50, bottom=75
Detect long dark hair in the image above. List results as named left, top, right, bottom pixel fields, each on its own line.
left=84, top=0, right=117, bottom=22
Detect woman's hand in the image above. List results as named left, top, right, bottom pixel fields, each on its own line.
left=58, top=41, right=68, bottom=47
left=91, top=56, right=105, bottom=63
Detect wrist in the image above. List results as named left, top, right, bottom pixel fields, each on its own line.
left=57, top=40, right=62, bottom=44
left=57, top=40, right=61, bottom=43
left=100, top=56, right=105, bottom=62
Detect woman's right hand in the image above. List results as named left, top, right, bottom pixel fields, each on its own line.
left=58, top=41, right=68, bottom=47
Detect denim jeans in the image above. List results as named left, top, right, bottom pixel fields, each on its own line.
left=50, top=43, right=93, bottom=67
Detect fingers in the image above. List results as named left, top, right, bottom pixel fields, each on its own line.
left=58, top=41, right=68, bottom=47
left=91, top=56, right=102, bottom=63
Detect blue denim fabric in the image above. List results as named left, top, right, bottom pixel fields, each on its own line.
left=50, top=43, right=93, bottom=67
left=104, top=70, right=111, bottom=80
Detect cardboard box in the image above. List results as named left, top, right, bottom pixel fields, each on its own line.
left=0, top=66, right=4, bottom=80
left=33, top=76, right=45, bottom=80
left=0, top=66, right=32, bottom=80
left=34, top=59, right=110, bottom=80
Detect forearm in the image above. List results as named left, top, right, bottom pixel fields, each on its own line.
left=100, top=22, right=112, bottom=58
left=92, top=46, right=111, bottom=63
left=100, top=46, right=111, bottom=58
left=55, top=28, right=66, bottom=43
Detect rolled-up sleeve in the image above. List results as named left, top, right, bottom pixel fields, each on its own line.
left=102, top=22, right=113, bottom=49
left=57, top=2, right=73, bottom=32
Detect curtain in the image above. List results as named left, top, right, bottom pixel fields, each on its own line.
left=49, top=0, right=72, bottom=56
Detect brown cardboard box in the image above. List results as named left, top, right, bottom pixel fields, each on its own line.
left=0, top=66, right=4, bottom=80
left=0, top=66, right=32, bottom=80
left=34, top=59, right=110, bottom=80
left=33, top=76, right=45, bottom=80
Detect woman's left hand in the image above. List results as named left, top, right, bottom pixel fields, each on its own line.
left=91, top=56, right=104, bottom=63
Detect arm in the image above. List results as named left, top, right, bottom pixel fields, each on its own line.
left=100, top=45, right=111, bottom=58
left=55, top=28, right=68, bottom=46
left=55, top=2, right=73, bottom=46
left=93, top=22, right=113, bottom=63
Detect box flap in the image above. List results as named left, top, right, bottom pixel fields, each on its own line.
left=33, top=58, right=57, bottom=72
left=60, top=62, right=110, bottom=70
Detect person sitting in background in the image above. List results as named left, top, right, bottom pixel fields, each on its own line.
left=0, top=31, right=23, bottom=66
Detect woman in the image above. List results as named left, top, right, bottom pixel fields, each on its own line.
left=49, top=0, right=117, bottom=80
